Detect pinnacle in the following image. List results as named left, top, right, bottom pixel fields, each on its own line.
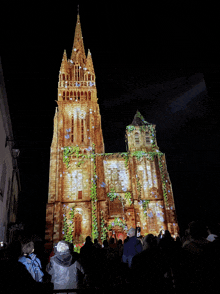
left=86, top=49, right=95, bottom=74
left=131, top=111, right=150, bottom=126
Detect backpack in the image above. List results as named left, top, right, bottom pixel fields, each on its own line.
left=19, top=254, right=44, bottom=282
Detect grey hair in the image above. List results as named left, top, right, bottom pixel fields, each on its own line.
left=56, top=241, right=69, bottom=252
left=128, top=227, right=135, bottom=237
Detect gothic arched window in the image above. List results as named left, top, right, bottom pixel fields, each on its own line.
left=74, top=213, right=82, bottom=238
left=135, top=132, right=139, bottom=144
left=81, top=119, right=84, bottom=142
left=71, top=114, right=74, bottom=143
left=75, top=66, right=79, bottom=81
left=146, top=132, right=151, bottom=144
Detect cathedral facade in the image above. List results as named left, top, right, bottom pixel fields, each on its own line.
left=45, top=13, right=179, bottom=250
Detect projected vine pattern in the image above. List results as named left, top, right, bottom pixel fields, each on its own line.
left=61, top=139, right=171, bottom=241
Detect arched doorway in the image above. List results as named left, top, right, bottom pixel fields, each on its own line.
left=74, top=213, right=82, bottom=241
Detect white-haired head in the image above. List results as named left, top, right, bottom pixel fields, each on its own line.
left=128, top=227, right=135, bottom=237
left=56, top=241, right=69, bottom=253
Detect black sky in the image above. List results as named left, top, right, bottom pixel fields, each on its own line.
left=0, top=1, right=220, bottom=238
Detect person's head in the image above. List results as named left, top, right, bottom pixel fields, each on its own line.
left=175, top=236, right=182, bottom=245
left=207, top=223, right=219, bottom=236
left=189, top=220, right=208, bottom=240
left=109, top=237, right=115, bottom=244
left=6, top=240, right=22, bottom=259
left=85, top=236, right=92, bottom=243
left=56, top=241, right=69, bottom=253
left=103, top=240, right=108, bottom=248
left=21, top=240, right=34, bottom=256
left=68, top=242, right=74, bottom=253
left=128, top=227, right=135, bottom=237
left=118, top=239, right=122, bottom=246
left=94, top=239, right=98, bottom=244
left=163, top=230, right=172, bottom=239
left=143, top=234, right=155, bottom=250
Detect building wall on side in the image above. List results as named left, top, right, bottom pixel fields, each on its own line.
left=0, top=57, right=20, bottom=244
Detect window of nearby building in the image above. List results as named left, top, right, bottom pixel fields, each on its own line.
left=0, top=161, right=6, bottom=200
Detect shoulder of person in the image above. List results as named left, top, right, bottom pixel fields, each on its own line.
left=18, top=256, right=28, bottom=263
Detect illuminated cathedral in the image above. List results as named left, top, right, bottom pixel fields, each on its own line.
left=45, top=12, right=179, bottom=250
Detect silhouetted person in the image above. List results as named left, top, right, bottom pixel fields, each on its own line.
left=68, top=242, right=79, bottom=263
left=175, top=220, right=214, bottom=294
left=116, top=239, right=123, bottom=260
left=131, top=233, right=166, bottom=293
left=122, top=227, right=143, bottom=268
left=93, top=238, right=101, bottom=249
left=80, top=236, right=97, bottom=288
left=103, top=239, right=108, bottom=248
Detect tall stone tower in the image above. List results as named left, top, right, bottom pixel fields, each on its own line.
left=45, top=12, right=179, bottom=251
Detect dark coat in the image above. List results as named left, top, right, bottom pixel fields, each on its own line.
left=122, top=236, right=143, bottom=267
left=131, top=247, right=166, bottom=293
left=46, top=250, right=84, bottom=293
left=0, top=258, right=50, bottom=294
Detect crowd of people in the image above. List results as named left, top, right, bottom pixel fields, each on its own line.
left=0, top=220, right=220, bottom=294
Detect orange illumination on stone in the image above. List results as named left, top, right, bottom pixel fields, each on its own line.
left=44, top=12, right=179, bottom=251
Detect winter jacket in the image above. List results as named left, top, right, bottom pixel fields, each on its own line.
left=18, top=253, right=44, bottom=282
left=46, top=250, right=84, bottom=293
left=122, top=236, right=143, bottom=267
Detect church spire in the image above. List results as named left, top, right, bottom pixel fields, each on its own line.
left=71, top=11, right=86, bottom=65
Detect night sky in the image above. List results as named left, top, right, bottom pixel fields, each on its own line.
left=0, top=2, right=219, bottom=239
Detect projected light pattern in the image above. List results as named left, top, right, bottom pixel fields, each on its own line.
left=45, top=12, right=179, bottom=251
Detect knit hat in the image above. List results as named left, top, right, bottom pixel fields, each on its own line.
left=56, top=241, right=69, bottom=252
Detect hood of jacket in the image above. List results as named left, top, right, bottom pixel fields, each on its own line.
left=28, top=253, right=37, bottom=261
left=53, top=250, right=72, bottom=267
